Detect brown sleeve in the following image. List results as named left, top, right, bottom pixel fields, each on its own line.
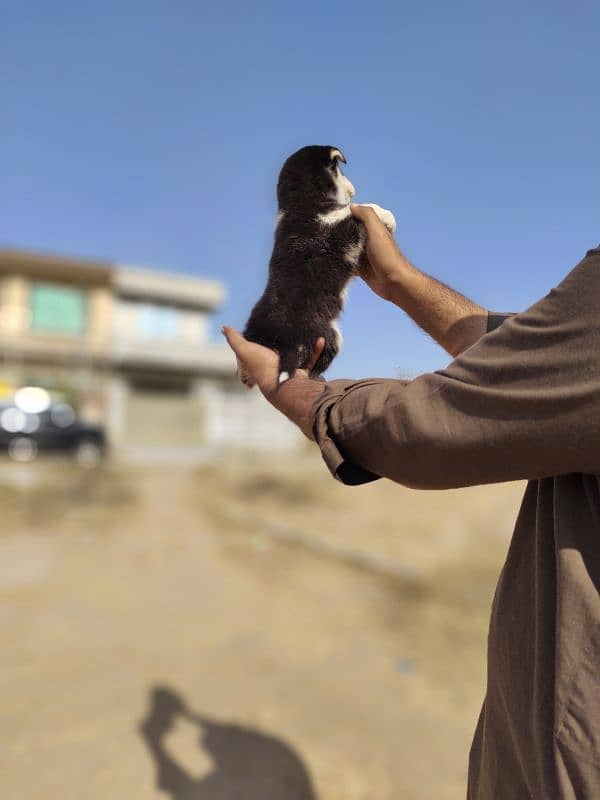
left=312, top=247, right=600, bottom=489
left=486, top=311, right=515, bottom=333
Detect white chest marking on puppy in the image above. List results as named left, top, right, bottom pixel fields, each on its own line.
left=330, top=318, right=342, bottom=348
left=343, top=242, right=362, bottom=267
left=343, top=226, right=366, bottom=268
left=318, top=205, right=352, bottom=226
left=330, top=282, right=354, bottom=349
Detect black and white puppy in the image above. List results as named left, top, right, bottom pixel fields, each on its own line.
left=242, top=145, right=395, bottom=386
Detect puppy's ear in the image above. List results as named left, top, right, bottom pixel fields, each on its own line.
left=329, top=148, right=346, bottom=164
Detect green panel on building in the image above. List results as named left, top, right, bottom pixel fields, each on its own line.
left=30, top=283, right=86, bottom=335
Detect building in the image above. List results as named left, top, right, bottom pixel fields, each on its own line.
left=0, top=247, right=302, bottom=457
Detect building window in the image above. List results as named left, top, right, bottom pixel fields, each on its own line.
left=136, top=304, right=180, bottom=338
left=30, top=283, right=86, bottom=336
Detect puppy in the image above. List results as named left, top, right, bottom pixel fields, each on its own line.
left=242, top=145, right=395, bottom=386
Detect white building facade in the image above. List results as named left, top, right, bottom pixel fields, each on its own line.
left=0, top=248, right=302, bottom=459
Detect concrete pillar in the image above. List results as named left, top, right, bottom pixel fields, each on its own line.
left=192, top=378, right=220, bottom=444
left=0, top=276, right=30, bottom=337
left=87, top=287, right=113, bottom=353
left=105, top=374, right=128, bottom=446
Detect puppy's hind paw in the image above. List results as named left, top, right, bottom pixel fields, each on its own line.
left=237, top=361, right=256, bottom=389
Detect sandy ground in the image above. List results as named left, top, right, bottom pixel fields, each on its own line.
left=0, top=454, right=524, bottom=799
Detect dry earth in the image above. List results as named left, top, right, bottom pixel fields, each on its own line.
left=0, top=453, right=524, bottom=799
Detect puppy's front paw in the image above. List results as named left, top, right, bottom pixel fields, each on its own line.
left=359, top=203, right=397, bottom=234
left=236, top=359, right=255, bottom=389
left=379, top=209, right=396, bottom=234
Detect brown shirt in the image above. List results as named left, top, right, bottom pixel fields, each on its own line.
left=311, top=246, right=600, bottom=799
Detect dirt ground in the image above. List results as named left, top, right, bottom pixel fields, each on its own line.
left=0, top=452, right=524, bottom=799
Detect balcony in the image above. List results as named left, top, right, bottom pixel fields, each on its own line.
left=110, top=335, right=236, bottom=375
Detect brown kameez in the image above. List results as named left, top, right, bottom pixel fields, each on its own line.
left=312, top=247, right=600, bottom=798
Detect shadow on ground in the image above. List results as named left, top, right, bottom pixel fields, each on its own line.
left=139, top=686, right=318, bottom=799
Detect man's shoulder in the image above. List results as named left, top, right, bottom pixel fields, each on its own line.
left=558, top=245, right=600, bottom=297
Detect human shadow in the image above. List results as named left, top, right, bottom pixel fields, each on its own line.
left=138, top=685, right=318, bottom=800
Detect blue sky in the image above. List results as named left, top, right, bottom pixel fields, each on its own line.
left=2, top=1, right=599, bottom=378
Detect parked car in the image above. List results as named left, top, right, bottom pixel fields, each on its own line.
left=0, top=401, right=106, bottom=465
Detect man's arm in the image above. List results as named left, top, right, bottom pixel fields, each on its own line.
left=351, top=205, right=488, bottom=356
left=226, top=247, right=600, bottom=488
left=311, top=246, right=600, bottom=487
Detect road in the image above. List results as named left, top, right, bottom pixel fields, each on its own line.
left=0, top=460, right=522, bottom=799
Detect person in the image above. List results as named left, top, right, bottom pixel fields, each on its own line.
left=139, top=686, right=317, bottom=799
left=223, top=204, right=600, bottom=799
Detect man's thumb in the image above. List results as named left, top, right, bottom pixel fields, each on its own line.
left=350, top=203, right=378, bottom=225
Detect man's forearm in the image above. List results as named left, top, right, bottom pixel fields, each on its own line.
left=352, top=205, right=488, bottom=357
left=386, top=256, right=488, bottom=356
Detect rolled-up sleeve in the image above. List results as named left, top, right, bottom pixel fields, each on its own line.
left=312, top=380, right=394, bottom=485
left=486, top=311, right=515, bottom=333
left=312, top=248, right=600, bottom=489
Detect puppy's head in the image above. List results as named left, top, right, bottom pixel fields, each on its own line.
left=277, top=145, right=355, bottom=211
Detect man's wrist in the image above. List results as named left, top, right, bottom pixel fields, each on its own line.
left=262, top=376, right=326, bottom=440
left=373, top=249, right=415, bottom=304
left=382, top=267, right=413, bottom=306
left=255, top=372, right=280, bottom=398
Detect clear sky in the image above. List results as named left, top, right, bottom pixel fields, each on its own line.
left=2, top=1, right=599, bottom=378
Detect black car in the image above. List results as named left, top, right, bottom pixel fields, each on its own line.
left=0, top=401, right=106, bottom=464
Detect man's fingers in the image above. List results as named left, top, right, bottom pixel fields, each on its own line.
left=306, top=337, right=326, bottom=372
left=221, top=326, right=248, bottom=358
left=222, top=327, right=255, bottom=387
left=350, top=204, right=393, bottom=240
left=223, top=328, right=324, bottom=379
left=350, top=203, right=378, bottom=225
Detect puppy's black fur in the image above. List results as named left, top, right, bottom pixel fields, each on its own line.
left=243, top=145, right=364, bottom=383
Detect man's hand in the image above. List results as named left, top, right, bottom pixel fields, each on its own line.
left=222, top=327, right=327, bottom=439
left=222, top=327, right=280, bottom=394
left=222, top=327, right=325, bottom=395
left=351, top=204, right=407, bottom=302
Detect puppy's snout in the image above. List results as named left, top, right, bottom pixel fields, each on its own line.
left=343, top=177, right=356, bottom=199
